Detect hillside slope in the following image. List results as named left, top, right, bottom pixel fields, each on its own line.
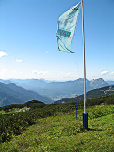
left=0, top=82, right=53, bottom=107
left=53, top=85, right=114, bottom=104
left=0, top=103, right=114, bottom=151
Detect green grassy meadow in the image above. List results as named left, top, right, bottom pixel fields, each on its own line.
left=0, top=104, right=114, bottom=152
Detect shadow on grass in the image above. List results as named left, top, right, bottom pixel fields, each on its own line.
left=87, top=128, right=102, bottom=131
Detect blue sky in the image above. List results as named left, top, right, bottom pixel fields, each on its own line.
left=0, top=0, right=114, bottom=81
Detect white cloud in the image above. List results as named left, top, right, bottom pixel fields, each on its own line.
left=32, top=70, right=48, bottom=75
left=111, top=71, right=114, bottom=75
left=16, top=59, right=22, bottom=63
left=0, top=51, right=8, bottom=58
left=65, top=72, right=71, bottom=75
left=37, top=71, right=48, bottom=75
left=100, top=71, right=108, bottom=75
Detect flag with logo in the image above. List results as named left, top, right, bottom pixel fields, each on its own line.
left=56, top=1, right=81, bottom=53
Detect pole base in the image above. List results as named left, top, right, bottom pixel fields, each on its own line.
left=83, top=112, right=88, bottom=129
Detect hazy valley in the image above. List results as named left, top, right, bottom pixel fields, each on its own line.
left=0, top=78, right=113, bottom=103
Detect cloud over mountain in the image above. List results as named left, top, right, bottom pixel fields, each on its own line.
left=65, top=72, right=71, bottom=75
left=111, top=71, right=114, bottom=75
left=32, top=70, right=48, bottom=75
left=100, top=71, right=108, bottom=75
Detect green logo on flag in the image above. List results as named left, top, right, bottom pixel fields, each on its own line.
left=57, top=29, right=71, bottom=38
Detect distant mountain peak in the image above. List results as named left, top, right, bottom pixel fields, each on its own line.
left=89, top=78, right=108, bottom=89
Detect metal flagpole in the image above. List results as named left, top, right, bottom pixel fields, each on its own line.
left=82, top=0, right=86, bottom=113
left=82, top=0, right=88, bottom=129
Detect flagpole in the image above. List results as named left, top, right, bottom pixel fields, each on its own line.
left=82, top=0, right=86, bottom=113
left=82, top=0, right=88, bottom=129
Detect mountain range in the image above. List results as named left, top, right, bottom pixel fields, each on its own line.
left=0, top=78, right=113, bottom=107
left=0, top=78, right=110, bottom=100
